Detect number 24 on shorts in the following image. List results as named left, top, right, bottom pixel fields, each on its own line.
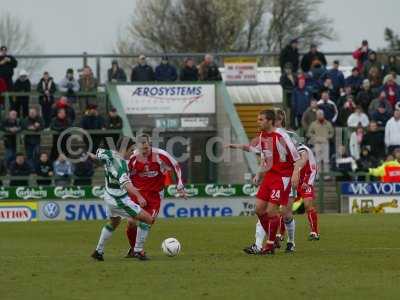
left=271, top=189, right=281, bottom=200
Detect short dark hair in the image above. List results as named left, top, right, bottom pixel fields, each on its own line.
left=16, top=152, right=24, bottom=157
left=276, top=109, right=286, bottom=127
left=259, top=109, right=276, bottom=122
left=136, top=133, right=151, bottom=144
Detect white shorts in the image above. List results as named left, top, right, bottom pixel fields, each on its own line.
left=104, top=193, right=141, bottom=219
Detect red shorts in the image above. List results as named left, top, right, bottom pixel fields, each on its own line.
left=131, top=190, right=163, bottom=219
left=256, top=174, right=292, bottom=206
left=296, top=183, right=315, bottom=201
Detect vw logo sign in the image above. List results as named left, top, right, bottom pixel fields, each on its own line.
left=42, top=202, right=60, bottom=219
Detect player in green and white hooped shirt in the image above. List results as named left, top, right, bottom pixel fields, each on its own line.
left=90, top=136, right=153, bottom=261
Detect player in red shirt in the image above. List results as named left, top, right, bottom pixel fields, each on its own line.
left=125, top=134, right=186, bottom=260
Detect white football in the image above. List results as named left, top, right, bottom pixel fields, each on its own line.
left=161, top=238, right=181, bottom=257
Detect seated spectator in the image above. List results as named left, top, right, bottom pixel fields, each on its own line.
left=356, top=79, right=375, bottom=114
left=180, top=57, right=199, bottom=81
left=37, top=71, right=57, bottom=128
left=2, top=110, right=21, bottom=165
left=9, top=153, right=32, bottom=186
left=371, top=102, right=391, bottom=127
left=74, top=154, right=94, bottom=186
left=324, top=60, right=345, bottom=97
left=0, top=45, right=18, bottom=91
left=291, top=76, right=311, bottom=128
left=385, top=108, right=400, bottom=153
left=81, top=104, right=106, bottom=152
left=279, top=63, right=296, bottom=108
left=357, top=147, right=378, bottom=172
left=347, top=106, right=370, bottom=128
left=319, top=77, right=339, bottom=102
left=368, top=91, right=393, bottom=117
left=22, top=107, right=44, bottom=163
left=317, top=89, right=338, bottom=123
left=107, top=59, right=127, bottom=82
left=78, top=65, right=98, bottom=110
left=106, top=108, right=123, bottom=146
left=381, top=74, right=400, bottom=109
left=59, top=68, right=80, bottom=102
left=12, top=69, right=31, bottom=118
left=50, top=108, right=72, bottom=161
left=362, top=121, right=385, bottom=161
left=130, top=55, right=155, bottom=81
left=35, top=152, right=53, bottom=186
left=363, top=51, right=383, bottom=79
left=349, top=126, right=364, bottom=160
left=345, top=68, right=363, bottom=95
left=352, top=40, right=372, bottom=72
left=332, top=145, right=357, bottom=181
left=155, top=56, right=177, bottom=81
left=301, top=99, right=318, bottom=133
left=51, top=97, right=76, bottom=123
left=53, top=154, right=73, bottom=186
left=307, top=109, right=334, bottom=173
left=300, top=43, right=327, bottom=73
left=384, top=55, right=400, bottom=76
left=337, top=95, right=355, bottom=127
left=198, top=54, right=222, bottom=81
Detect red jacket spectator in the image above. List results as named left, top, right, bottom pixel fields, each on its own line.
left=352, top=40, right=372, bottom=72
left=382, top=74, right=400, bottom=108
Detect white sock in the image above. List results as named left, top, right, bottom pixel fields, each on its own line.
left=96, top=224, right=114, bottom=254
left=134, top=222, right=151, bottom=252
left=255, top=220, right=266, bottom=250
left=285, top=218, right=295, bottom=244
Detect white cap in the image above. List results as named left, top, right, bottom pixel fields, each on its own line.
left=19, top=69, right=29, bottom=77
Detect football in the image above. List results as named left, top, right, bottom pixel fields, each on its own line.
left=161, top=238, right=181, bottom=256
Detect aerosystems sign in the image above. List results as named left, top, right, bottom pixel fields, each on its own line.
left=117, top=84, right=215, bottom=114
left=0, top=202, right=38, bottom=222
left=341, top=182, right=400, bottom=195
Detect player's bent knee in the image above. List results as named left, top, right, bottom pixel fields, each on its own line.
left=137, top=210, right=154, bottom=225
left=110, top=217, right=121, bottom=229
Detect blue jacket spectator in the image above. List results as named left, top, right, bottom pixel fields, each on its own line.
left=9, top=153, right=32, bottom=186
left=371, top=103, right=392, bottom=127
left=130, top=55, right=155, bottom=82
left=54, top=154, right=73, bottom=186
left=317, top=90, right=338, bottom=123
left=345, top=67, right=363, bottom=94
left=74, top=156, right=94, bottom=186
left=155, top=56, right=177, bottom=81
left=325, top=60, right=345, bottom=93
left=291, top=77, right=312, bottom=127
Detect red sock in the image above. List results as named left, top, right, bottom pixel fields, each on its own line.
left=265, top=215, right=279, bottom=248
left=307, top=208, right=319, bottom=234
left=258, top=213, right=270, bottom=235
left=126, top=225, right=137, bottom=248
left=279, top=215, right=286, bottom=236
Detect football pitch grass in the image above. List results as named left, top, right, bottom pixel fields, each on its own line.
left=1, top=214, right=400, bottom=300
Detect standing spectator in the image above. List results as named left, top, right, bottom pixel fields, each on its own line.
left=155, top=56, right=177, bottom=81
left=291, top=76, right=311, bottom=128
left=300, top=44, right=327, bottom=73
left=325, top=60, right=345, bottom=97
left=0, top=46, right=18, bottom=91
left=106, top=108, right=123, bottom=146
left=367, top=65, right=383, bottom=95
left=180, top=57, right=199, bottom=81
left=9, top=153, right=32, bottom=186
left=53, top=154, right=73, bottom=186
left=0, top=159, right=6, bottom=186
left=320, top=77, right=338, bottom=102
left=80, top=104, right=106, bottom=152
left=352, top=40, right=372, bottom=72
left=280, top=63, right=296, bottom=113
left=349, top=126, right=365, bottom=160
left=382, top=74, right=400, bottom=109
left=384, top=55, right=400, bottom=76
left=356, top=79, right=375, bottom=114
left=51, top=97, right=76, bottom=124
left=363, top=51, right=383, bottom=79
left=337, top=85, right=353, bottom=108
left=74, top=155, right=94, bottom=186
left=59, top=68, right=80, bottom=102
left=50, top=108, right=72, bottom=161
left=385, top=108, right=400, bottom=153
left=371, top=103, right=391, bottom=127
left=78, top=65, right=98, bottom=110
left=301, top=99, right=318, bottom=132
left=368, top=91, right=393, bottom=117
left=317, top=90, right=338, bottom=123
left=107, top=59, right=127, bottom=82
left=37, top=71, right=57, bottom=128
left=12, top=69, right=31, bottom=118
left=345, top=67, right=363, bottom=95
left=279, top=38, right=299, bottom=73
left=337, top=95, right=356, bottom=127
left=347, top=106, right=370, bottom=128
left=22, top=107, right=44, bottom=163
left=35, top=152, right=53, bottom=186
left=130, top=55, right=155, bottom=82
left=198, top=54, right=222, bottom=81
left=307, top=109, right=334, bottom=173
left=2, top=110, right=21, bottom=165
left=362, top=121, right=385, bottom=161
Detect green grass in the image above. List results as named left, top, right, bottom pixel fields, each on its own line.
left=1, top=214, right=400, bottom=300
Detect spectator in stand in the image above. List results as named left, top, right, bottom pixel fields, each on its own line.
left=0, top=159, right=6, bottom=186
left=9, top=153, right=32, bottom=186
left=50, top=108, right=72, bottom=161
left=0, top=46, right=18, bottom=90
left=352, top=40, right=372, bottom=72
left=12, top=69, right=31, bottom=118
left=363, top=51, right=383, bottom=79
left=74, top=154, right=94, bottom=186
left=357, top=147, right=378, bottom=172
left=291, top=76, right=311, bottom=128
left=35, top=152, right=53, bottom=186
left=356, top=79, right=375, bottom=114
left=81, top=104, right=106, bottom=152
left=279, top=38, right=299, bottom=73
left=53, top=154, right=73, bottom=186
left=349, top=126, right=365, bottom=160
left=22, top=107, right=44, bottom=163
left=37, top=71, right=57, bottom=128
left=347, top=105, right=370, bottom=128
left=368, top=91, right=393, bottom=117
left=385, top=108, right=400, bottom=153
left=59, top=68, right=80, bottom=102
left=384, top=55, right=400, bottom=76
left=155, top=56, right=177, bottom=81
left=131, top=55, right=155, bottom=81
left=367, top=65, right=383, bottom=95
left=320, top=77, right=339, bottom=102
left=337, top=95, right=356, bottom=127
left=107, top=59, right=127, bottom=83
left=317, top=89, right=338, bottom=124
left=280, top=63, right=296, bottom=111
left=337, top=85, right=353, bottom=108
left=332, top=145, right=357, bottom=180
left=325, top=60, right=345, bottom=98
left=307, top=109, right=334, bottom=174
left=51, top=97, right=76, bottom=124
left=301, top=99, right=318, bottom=132
left=362, top=121, right=385, bottom=161
left=180, top=57, right=199, bottom=81
left=2, top=110, right=21, bottom=165
left=78, top=65, right=98, bottom=110
left=106, top=108, right=123, bottom=146
left=381, top=74, right=400, bottom=109
left=300, top=43, right=327, bottom=73
left=198, top=54, right=222, bottom=81
left=371, top=102, right=391, bottom=127
left=345, top=67, right=363, bottom=95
